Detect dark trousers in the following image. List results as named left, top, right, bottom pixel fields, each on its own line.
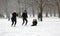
left=11, top=17, right=17, bottom=27
left=22, top=18, right=28, bottom=25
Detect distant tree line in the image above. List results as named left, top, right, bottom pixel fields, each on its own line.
left=0, top=0, right=60, bottom=21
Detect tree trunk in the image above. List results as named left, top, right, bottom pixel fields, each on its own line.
left=46, top=11, right=48, bottom=17
left=50, top=8, right=52, bottom=17
left=54, top=9, right=56, bottom=17
left=46, top=7, right=48, bottom=17
left=57, top=4, right=60, bottom=18
left=32, top=0, right=35, bottom=17
left=24, top=0, right=27, bottom=10
left=40, top=0, right=42, bottom=21
left=56, top=1, right=60, bottom=18
left=18, top=0, right=21, bottom=18
left=19, top=7, right=21, bottom=18
left=5, top=0, right=10, bottom=20
left=58, top=9, right=60, bottom=18
left=32, top=6, right=35, bottom=17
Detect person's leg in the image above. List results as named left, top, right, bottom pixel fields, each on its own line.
left=14, top=21, right=16, bottom=27
left=25, top=18, right=28, bottom=25
left=14, top=18, right=17, bottom=27
left=22, top=18, right=25, bottom=25
left=11, top=21, right=14, bottom=26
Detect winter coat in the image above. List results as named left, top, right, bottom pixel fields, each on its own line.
left=11, top=12, right=18, bottom=21
left=32, top=19, right=37, bottom=25
left=22, top=12, right=28, bottom=18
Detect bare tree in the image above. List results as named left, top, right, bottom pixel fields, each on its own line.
left=54, top=0, right=60, bottom=18
left=4, top=0, right=10, bottom=20
left=31, top=0, right=35, bottom=17
left=39, top=0, right=43, bottom=21
left=54, top=9, right=56, bottom=17
left=18, top=0, right=21, bottom=18
left=50, top=8, right=52, bottom=17
left=46, top=6, right=49, bottom=17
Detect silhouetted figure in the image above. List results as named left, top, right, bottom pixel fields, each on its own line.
left=11, top=12, right=18, bottom=27
left=31, top=19, right=37, bottom=26
left=22, top=10, right=28, bottom=25
left=38, top=13, right=42, bottom=20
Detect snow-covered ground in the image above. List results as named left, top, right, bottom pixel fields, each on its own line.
left=0, top=17, right=60, bottom=36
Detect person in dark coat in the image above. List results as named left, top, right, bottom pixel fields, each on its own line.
left=11, top=11, right=18, bottom=27
left=31, top=19, right=37, bottom=26
left=22, top=10, right=28, bottom=25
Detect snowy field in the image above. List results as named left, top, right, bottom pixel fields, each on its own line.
left=0, top=17, right=60, bottom=36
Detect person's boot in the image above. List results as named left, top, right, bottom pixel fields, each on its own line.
left=25, top=23, right=27, bottom=26
left=11, top=23, right=13, bottom=27
left=22, top=20, right=25, bottom=25
left=22, top=23, right=24, bottom=25
left=25, top=22, right=27, bottom=26
left=25, top=20, right=28, bottom=26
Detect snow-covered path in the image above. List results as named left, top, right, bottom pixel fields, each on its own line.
left=0, top=17, right=60, bottom=36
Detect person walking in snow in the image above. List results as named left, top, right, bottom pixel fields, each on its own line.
left=11, top=10, right=18, bottom=27
left=21, top=10, right=28, bottom=25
